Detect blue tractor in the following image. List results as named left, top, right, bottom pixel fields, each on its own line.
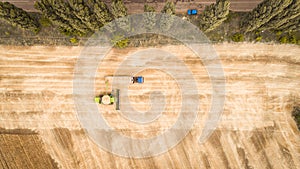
left=187, top=9, right=197, bottom=15
left=132, top=76, right=144, bottom=84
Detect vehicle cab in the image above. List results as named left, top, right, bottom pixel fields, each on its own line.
left=187, top=9, right=197, bottom=15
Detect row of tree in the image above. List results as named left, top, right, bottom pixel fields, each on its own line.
left=260, top=0, right=300, bottom=31
left=143, top=4, right=156, bottom=31
left=242, top=0, right=299, bottom=33
left=159, top=2, right=175, bottom=32
left=0, top=0, right=298, bottom=42
left=0, top=1, right=40, bottom=33
left=143, top=2, right=176, bottom=32
left=111, top=2, right=176, bottom=48
left=198, top=0, right=230, bottom=32
left=34, top=0, right=127, bottom=36
left=277, top=15, right=300, bottom=32
left=0, top=0, right=176, bottom=35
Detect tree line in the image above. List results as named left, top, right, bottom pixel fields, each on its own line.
left=0, top=0, right=298, bottom=43
left=34, top=0, right=127, bottom=36
left=242, top=0, right=299, bottom=33
left=198, top=0, right=230, bottom=33
left=0, top=1, right=40, bottom=33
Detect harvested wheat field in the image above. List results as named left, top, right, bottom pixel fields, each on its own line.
left=0, top=43, right=299, bottom=169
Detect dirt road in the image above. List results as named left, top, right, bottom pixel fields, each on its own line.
left=3, top=0, right=262, bottom=13
left=125, top=0, right=263, bottom=14
left=0, top=44, right=299, bottom=168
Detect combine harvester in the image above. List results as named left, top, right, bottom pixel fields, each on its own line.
left=94, top=89, right=120, bottom=109
left=94, top=76, right=144, bottom=110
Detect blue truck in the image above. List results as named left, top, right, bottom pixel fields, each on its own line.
left=187, top=9, right=197, bottom=15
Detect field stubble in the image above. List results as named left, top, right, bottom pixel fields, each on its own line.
left=0, top=44, right=299, bottom=168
